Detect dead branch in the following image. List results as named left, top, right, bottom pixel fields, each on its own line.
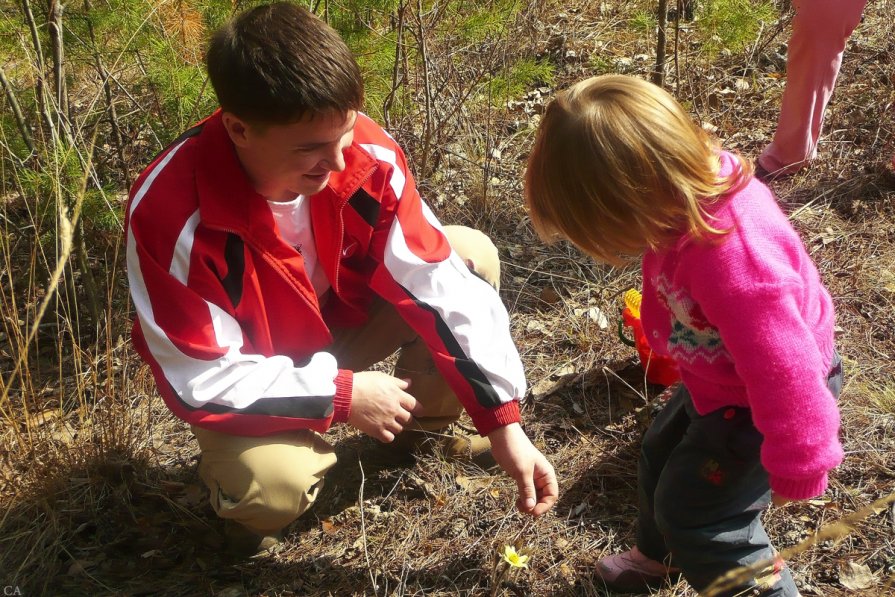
left=48, top=0, right=69, bottom=122
left=83, top=0, right=130, bottom=182
left=0, top=65, right=36, bottom=155
left=382, top=0, right=406, bottom=131
left=653, top=0, right=668, bottom=86
left=414, top=0, right=434, bottom=178
left=20, top=0, right=57, bottom=142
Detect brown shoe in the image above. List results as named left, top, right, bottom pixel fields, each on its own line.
left=441, top=429, right=497, bottom=470
left=224, top=522, right=284, bottom=558
left=386, top=426, right=497, bottom=470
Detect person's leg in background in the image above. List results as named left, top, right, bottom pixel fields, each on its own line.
left=758, top=0, right=867, bottom=177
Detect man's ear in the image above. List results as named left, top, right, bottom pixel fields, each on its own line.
left=221, top=112, right=251, bottom=147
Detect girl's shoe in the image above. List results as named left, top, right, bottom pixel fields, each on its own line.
left=594, top=546, right=680, bottom=593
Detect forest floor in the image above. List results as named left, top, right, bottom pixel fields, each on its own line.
left=3, top=1, right=895, bottom=596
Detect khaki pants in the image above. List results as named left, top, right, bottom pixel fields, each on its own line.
left=193, top=226, right=500, bottom=534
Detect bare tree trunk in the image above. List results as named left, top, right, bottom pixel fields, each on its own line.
left=653, top=0, right=668, bottom=87
left=0, top=65, right=35, bottom=155
left=674, top=0, right=681, bottom=93
left=383, top=1, right=406, bottom=131
left=84, top=0, right=130, bottom=182
left=21, top=0, right=57, bottom=143
left=48, top=0, right=69, bottom=122
left=415, top=0, right=433, bottom=178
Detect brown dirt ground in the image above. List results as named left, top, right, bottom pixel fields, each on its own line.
left=2, top=1, right=895, bottom=596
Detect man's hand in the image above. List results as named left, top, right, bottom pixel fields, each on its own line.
left=348, top=371, right=423, bottom=442
left=488, top=423, right=558, bottom=517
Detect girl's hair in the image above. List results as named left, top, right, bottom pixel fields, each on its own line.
left=524, top=75, right=752, bottom=264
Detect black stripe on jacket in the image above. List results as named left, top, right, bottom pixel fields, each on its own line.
left=170, top=379, right=335, bottom=420
left=402, top=288, right=502, bottom=409
left=348, top=188, right=381, bottom=227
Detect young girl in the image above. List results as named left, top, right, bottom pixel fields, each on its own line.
left=525, top=75, right=843, bottom=596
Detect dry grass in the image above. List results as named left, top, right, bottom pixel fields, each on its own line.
left=2, top=0, right=895, bottom=595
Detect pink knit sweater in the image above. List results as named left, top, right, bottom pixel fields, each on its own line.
left=640, top=151, right=842, bottom=500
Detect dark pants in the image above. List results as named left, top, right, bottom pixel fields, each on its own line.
left=636, top=356, right=843, bottom=597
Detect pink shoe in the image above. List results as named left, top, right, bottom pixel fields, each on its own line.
left=594, top=546, right=681, bottom=593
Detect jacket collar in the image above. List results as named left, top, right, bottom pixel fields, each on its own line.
left=194, top=111, right=378, bottom=239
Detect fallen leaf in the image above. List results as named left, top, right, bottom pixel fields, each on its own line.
left=574, top=306, right=609, bottom=328
left=554, top=364, right=575, bottom=376
left=526, top=320, right=547, bottom=333
left=321, top=519, right=340, bottom=535
left=839, top=561, right=875, bottom=590
left=67, top=560, right=94, bottom=576
left=539, top=287, right=561, bottom=304
left=456, top=475, right=490, bottom=492
left=529, top=373, right=576, bottom=399
left=159, top=480, right=185, bottom=494
left=590, top=307, right=609, bottom=328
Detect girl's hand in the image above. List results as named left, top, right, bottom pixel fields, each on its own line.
left=771, top=492, right=792, bottom=507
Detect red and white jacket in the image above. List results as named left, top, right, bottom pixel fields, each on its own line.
left=126, top=111, right=525, bottom=437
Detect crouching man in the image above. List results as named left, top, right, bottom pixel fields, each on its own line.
left=125, top=2, right=557, bottom=554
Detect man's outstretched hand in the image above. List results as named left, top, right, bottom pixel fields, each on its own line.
left=488, top=422, right=558, bottom=517
left=348, top=371, right=423, bottom=442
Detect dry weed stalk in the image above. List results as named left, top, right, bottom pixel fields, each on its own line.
left=704, top=491, right=895, bottom=596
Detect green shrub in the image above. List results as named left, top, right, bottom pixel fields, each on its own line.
left=630, top=10, right=657, bottom=33
left=489, top=58, right=555, bottom=105
left=698, top=0, right=778, bottom=56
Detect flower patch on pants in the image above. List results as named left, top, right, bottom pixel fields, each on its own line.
left=700, top=458, right=726, bottom=485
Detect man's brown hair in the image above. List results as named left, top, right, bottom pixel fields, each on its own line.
left=206, top=2, right=364, bottom=124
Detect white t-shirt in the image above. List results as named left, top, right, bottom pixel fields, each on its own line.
left=267, top=195, right=331, bottom=297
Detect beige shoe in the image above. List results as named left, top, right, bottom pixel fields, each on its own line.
left=224, top=521, right=284, bottom=558
left=442, top=429, right=497, bottom=470
left=387, top=426, right=497, bottom=470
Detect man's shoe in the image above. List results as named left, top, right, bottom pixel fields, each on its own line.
left=224, top=522, right=284, bottom=558
left=386, top=426, right=497, bottom=470
left=442, top=428, right=497, bottom=470
left=594, top=546, right=680, bottom=593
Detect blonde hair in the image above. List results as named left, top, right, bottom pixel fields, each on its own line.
left=524, top=75, right=752, bottom=265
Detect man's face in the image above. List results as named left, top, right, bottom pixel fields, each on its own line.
left=225, top=110, right=357, bottom=202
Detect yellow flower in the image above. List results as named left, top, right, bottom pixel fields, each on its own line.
left=502, top=545, right=530, bottom=568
